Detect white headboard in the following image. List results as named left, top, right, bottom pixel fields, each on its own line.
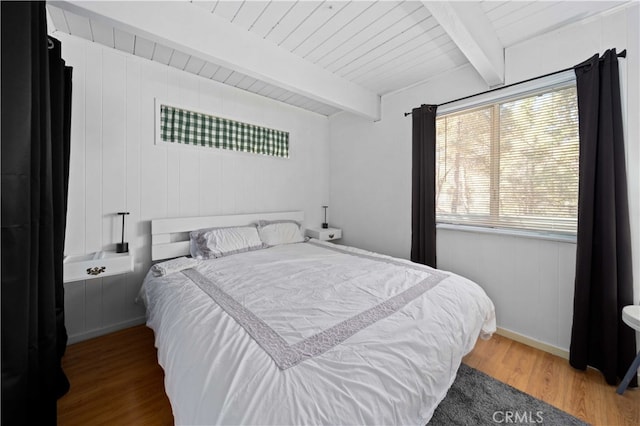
left=151, top=210, right=304, bottom=261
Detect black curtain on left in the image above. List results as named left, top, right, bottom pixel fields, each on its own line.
left=411, top=104, right=438, bottom=268
left=1, top=2, right=72, bottom=424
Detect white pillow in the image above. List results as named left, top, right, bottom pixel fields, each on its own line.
left=257, top=220, right=305, bottom=246
left=189, top=226, right=265, bottom=259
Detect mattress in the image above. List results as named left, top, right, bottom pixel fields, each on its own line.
left=141, top=239, right=496, bottom=425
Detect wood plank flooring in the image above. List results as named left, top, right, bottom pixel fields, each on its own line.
left=57, top=325, right=173, bottom=425
left=464, top=334, right=640, bottom=425
left=58, top=325, right=639, bottom=425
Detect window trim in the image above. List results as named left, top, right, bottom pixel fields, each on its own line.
left=436, top=223, right=577, bottom=244
left=437, top=70, right=576, bottom=117
left=435, top=72, right=579, bottom=238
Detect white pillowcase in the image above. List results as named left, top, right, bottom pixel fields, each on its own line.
left=257, top=220, right=305, bottom=246
left=190, top=226, right=265, bottom=259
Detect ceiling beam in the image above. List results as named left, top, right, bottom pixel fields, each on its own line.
left=52, top=1, right=381, bottom=120
left=422, top=1, right=504, bottom=87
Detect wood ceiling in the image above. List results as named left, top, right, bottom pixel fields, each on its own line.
left=47, top=1, right=627, bottom=119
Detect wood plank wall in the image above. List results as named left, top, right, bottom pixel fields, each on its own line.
left=55, top=32, right=331, bottom=343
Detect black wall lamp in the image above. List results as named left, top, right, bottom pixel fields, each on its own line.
left=116, top=212, right=130, bottom=253
left=322, top=205, right=328, bottom=229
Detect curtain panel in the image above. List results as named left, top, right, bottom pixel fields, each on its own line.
left=1, top=2, right=72, bottom=424
left=411, top=104, right=438, bottom=267
left=569, top=49, right=637, bottom=388
left=160, top=104, right=290, bottom=158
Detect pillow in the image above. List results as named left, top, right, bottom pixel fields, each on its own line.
left=189, top=226, right=265, bottom=259
left=256, top=220, right=305, bottom=246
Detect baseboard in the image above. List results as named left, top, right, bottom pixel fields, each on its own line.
left=495, top=327, right=570, bottom=360
left=496, top=327, right=640, bottom=382
left=66, top=316, right=147, bottom=345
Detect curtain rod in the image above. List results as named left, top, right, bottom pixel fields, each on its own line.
left=404, top=49, right=626, bottom=117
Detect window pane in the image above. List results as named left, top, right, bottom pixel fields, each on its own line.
left=499, top=87, right=578, bottom=231
left=435, top=84, right=579, bottom=234
left=436, top=107, right=492, bottom=218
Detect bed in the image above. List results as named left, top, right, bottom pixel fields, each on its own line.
left=140, top=211, right=496, bottom=425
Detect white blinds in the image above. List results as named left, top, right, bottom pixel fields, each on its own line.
left=435, top=84, right=579, bottom=235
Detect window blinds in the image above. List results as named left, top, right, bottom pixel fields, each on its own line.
left=435, top=84, right=579, bottom=235
left=160, top=104, right=289, bottom=158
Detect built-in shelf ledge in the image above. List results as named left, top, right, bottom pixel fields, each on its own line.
left=63, top=251, right=133, bottom=283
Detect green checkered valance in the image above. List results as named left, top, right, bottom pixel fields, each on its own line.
left=160, top=104, right=289, bottom=158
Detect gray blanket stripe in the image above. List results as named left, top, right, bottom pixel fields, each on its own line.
left=182, top=244, right=448, bottom=370
left=182, top=268, right=291, bottom=358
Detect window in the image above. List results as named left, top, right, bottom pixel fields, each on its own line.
left=157, top=102, right=289, bottom=158
left=435, top=84, right=579, bottom=235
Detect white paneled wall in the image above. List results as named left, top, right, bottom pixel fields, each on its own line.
left=57, top=33, right=330, bottom=343
left=329, top=5, right=639, bottom=354
left=437, top=229, right=577, bottom=350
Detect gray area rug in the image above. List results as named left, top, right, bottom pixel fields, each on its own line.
left=430, top=364, right=589, bottom=425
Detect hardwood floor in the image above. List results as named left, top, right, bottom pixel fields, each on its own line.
left=463, top=334, right=639, bottom=426
left=57, top=325, right=173, bottom=425
left=58, top=325, right=639, bottom=425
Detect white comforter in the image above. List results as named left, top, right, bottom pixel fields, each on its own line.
left=141, top=240, right=496, bottom=425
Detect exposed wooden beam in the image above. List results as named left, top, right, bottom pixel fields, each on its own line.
left=51, top=1, right=381, bottom=120
left=422, top=1, right=504, bottom=87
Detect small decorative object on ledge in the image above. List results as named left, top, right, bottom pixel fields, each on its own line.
left=159, top=103, right=289, bottom=158
left=116, top=212, right=130, bottom=253
left=322, top=205, right=329, bottom=229
left=86, top=266, right=106, bottom=276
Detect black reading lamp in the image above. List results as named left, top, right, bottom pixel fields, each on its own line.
left=322, top=205, right=329, bottom=229
left=116, top=212, right=130, bottom=253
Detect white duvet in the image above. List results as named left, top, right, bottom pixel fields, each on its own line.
left=141, top=240, right=496, bottom=425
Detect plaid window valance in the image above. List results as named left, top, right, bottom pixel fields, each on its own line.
left=160, top=104, right=289, bottom=158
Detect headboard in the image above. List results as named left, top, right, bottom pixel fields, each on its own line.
left=151, top=210, right=305, bottom=261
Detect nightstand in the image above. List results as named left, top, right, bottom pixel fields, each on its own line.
left=306, top=227, right=342, bottom=242
left=63, top=251, right=134, bottom=283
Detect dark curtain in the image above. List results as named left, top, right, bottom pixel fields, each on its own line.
left=569, top=49, right=636, bottom=388
left=411, top=104, right=438, bottom=267
left=1, top=2, right=73, bottom=424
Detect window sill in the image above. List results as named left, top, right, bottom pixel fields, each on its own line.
left=436, top=223, right=577, bottom=244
